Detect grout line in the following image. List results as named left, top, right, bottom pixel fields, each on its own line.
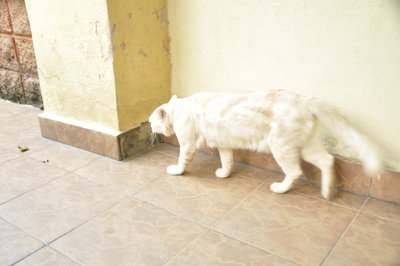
left=3, top=0, right=29, bottom=105
left=293, top=191, right=366, bottom=212
left=360, top=211, right=400, bottom=224
left=9, top=245, right=45, bottom=266
left=47, top=199, right=126, bottom=246
left=127, top=174, right=302, bottom=265
left=319, top=197, right=369, bottom=265
left=0, top=217, right=47, bottom=264
left=162, top=230, right=210, bottom=265
left=0, top=172, right=68, bottom=207
left=358, top=198, right=400, bottom=224
left=0, top=153, right=23, bottom=169
left=130, top=175, right=165, bottom=198
left=48, top=245, right=84, bottom=266
left=127, top=195, right=302, bottom=266
left=73, top=170, right=149, bottom=200
left=211, top=181, right=265, bottom=226
left=154, top=144, right=281, bottom=184
left=367, top=195, right=400, bottom=207
left=0, top=217, right=45, bottom=245
left=0, top=32, right=33, bottom=40
left=159, top=143, right=285, bottom=175
left=207, top=228, right=304, bottom=266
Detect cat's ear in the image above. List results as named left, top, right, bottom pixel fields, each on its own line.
left=156, top=108, right=166, bottom=120
left=169, top=95, right=178, bottom=103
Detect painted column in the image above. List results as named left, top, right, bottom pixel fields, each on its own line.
left=24, top=0, right=170, bottom=159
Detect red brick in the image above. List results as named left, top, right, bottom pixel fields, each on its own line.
left=0, top=68, right=25, bottom=103
left=0, top=36, right=18, bottom=70
left=0, top=0, right=12, bottom=33
left=15, top=38, right=37, bottom=73
left=7, top=0, right=31, bottom=35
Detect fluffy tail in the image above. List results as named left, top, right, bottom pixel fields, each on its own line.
left=307, top=98, right=382, bottom=176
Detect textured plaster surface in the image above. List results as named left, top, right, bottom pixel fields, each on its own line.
left=168, top=0, right=400, bottom=171
left=25, top=0, right=119, bottom=130
left=107, top=0, right=171, bottom=131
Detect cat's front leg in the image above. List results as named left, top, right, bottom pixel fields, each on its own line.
left=215, top=148, right=233, bottom=178
left=167, top=145, right=196, bottom=175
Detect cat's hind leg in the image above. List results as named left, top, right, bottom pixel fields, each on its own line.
left=268, top=128, right=303, bottom=194
left=167, top=145, right=196, bottom=175
left=301, top=139, right=335, bottom=200
left=270, top=150, right=303, bottom=194
left=215, top=148, right=233, bottom=178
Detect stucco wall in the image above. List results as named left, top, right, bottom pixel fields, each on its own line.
left=25, top=0, right=119, bottom=130
left=168, top=0, right=400, bottom=171
left=107, top=0, right=171, bottom=132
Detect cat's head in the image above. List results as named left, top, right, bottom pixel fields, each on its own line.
left=149, top=95, right=178, bottom=137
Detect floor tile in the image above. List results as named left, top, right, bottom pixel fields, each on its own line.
left=213, top=184, right=356, bottom=266
left=0, top=100, right=39, bottom=117
left=28, top=142, right=100, bottom=171
left=15, top=247, right=80, bottom=266
left=52, top=198, right=205, bottom=266
left=291, top=180, right=367, bottom=210
left=75, top=150, right=177, bottom=195
left=187, top=152, right=222, bottom=174
left=361, top=198, right=400, bottom=222
left=135, top=168, right=262, bottom=225
left=182, top=150, right=277, bottom=183
left=234, top=163, right=281, bottom=182
left=0, top=147, right=21, bottom=165
left=0, top=174, right=125, bottom=242
left=159, top=144, right=281, bottom=183
left=0, top=126, right=52, bottom=154
left=0, top=218, right=43, bottom=266
left=0, top=156, right=66, bottom=204
left=324, top=213, right=400, bottom=265
left=0, top=113, right=39, bottom=135
left=151, top=144, right=179, bottom=157
left=166, top=230, right=296, bottom=266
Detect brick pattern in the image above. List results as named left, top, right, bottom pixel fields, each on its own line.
left=0, top=0, right=41, bottom=107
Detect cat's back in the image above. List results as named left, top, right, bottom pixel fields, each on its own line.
left=186, top=90, right=301, bottom=114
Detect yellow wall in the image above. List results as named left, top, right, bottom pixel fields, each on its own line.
left=25, top=0, right=119, bottom=130
left=168, top=0, right=400, bottom=171
left=107, top=0, right=171, bottom=132
left=26, top=0, right=171, bottom=133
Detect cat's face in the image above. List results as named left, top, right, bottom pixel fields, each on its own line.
left=149, top=104, right=172, bottom=136
left=149, top=96, right=178, bottom=136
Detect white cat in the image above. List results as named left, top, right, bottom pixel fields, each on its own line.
left=149, top=90, right=381, bottom=199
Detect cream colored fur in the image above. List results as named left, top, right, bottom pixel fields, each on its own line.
left=149, top=90, right=381, bottom=199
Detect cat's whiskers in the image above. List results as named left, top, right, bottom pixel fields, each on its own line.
left=150, top=132, right=159, bottom=148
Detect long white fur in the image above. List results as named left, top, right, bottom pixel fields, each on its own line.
left=149, top=90, right=382, bottom=199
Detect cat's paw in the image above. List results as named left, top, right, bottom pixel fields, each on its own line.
left=215, top=168, right=231, bottom=178
left=321, top=188, right=335, bottom=200
left=167, top=165, right=184, bottom=175
left=270, top=182, right=291, bottom=194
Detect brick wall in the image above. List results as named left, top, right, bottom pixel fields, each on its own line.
left=0, top=0, right=42, bottom=108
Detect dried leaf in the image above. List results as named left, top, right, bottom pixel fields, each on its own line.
left=18, top=146, right=29, bottom=152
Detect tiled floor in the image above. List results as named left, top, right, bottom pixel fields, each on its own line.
left=1, top=99, right=400, bottom=266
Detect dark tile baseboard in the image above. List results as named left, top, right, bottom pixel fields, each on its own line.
left=39, top=114, right=153, bottom=161
left=164, top=135, right=400, bottom=204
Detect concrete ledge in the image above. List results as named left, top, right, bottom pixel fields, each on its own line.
left=39, top=113, right=152, bottom=160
